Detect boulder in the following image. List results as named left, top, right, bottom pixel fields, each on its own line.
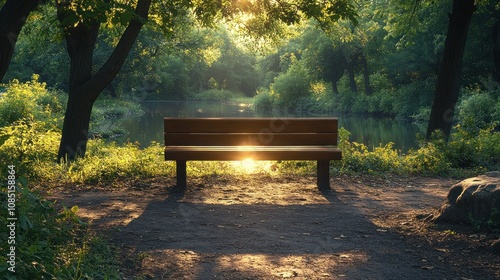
left=433, top=172, right=500, bottom=227
left=492, top=238, right=500, bottom=255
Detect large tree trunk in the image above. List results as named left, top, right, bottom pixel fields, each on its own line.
left=0, top=0, right=41, bottom=82
left=56, top=14, right=100, bottom=160
left=57, top=0, right=151, bottom=162
left=58, top=93, right=95, bottom=160
left=426, top=0, right=475, bottom=141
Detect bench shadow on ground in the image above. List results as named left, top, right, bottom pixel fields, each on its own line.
left=97, top=177, right=456, bottom=280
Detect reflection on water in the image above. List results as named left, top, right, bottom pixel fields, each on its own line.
left=121, top=101, right=426, bottom=151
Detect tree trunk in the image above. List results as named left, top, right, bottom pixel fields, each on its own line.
left=56, top=5, right=100, bottom=161
left=332, top=81, right=339, bottom=95
left=344, top=49, right=357, bottom=92
left=493, top=20, right=500, bottom=82
left=57, top=0, right=151, bottom=162
left=360, top=53, right=372, bottom=95
left=0, top=0, right=41, bottom=82
left=57, top=93, right=94, bottom=160
left=426, top=0, right=475, bottom=141
left=347, top=65, right=357, bottom=92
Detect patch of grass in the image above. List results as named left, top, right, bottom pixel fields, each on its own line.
left=0, top=178, right=121, bottom=279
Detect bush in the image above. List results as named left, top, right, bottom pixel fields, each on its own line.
left=271, top=59, right=312, bottom=110
left=253, top=89, right=275, bottom=112
left=458, top=90, right=500, bottom=135
left=445, top=125, right=500, bottom=171
left=405, top=133, right=451, bottom=175
left=0, top=119, right=61, bottom=178
left=0, top=75, right=65, bottom=127
left=334, top=128, right=406, bottom=174
left=393, top=77, right=435, bottom=119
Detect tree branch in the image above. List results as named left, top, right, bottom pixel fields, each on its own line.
left=0, top=0, right=42, bottom=82
left=82, top=0, right=152, bottom=101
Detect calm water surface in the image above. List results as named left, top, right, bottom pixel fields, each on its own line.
left=121, top=101, right=426, bottom=151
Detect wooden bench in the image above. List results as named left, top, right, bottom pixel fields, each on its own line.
left=164, top=118, right=342, bottom=190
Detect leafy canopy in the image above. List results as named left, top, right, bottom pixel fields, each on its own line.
left=54, top=0, right=358, bottom=37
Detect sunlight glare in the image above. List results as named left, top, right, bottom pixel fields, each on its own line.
left=231, top=158, right=274, bottom=174
left=239, top=158, right=257, bottom=173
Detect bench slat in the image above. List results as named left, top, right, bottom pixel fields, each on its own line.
left=164, top=118, right=338, bottom=133
left=164, top=146, right=342, bottom=161
left=165, top=133, right=338, bottom=146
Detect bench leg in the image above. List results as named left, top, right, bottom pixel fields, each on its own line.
left=317, top=160, right=330, bottom=190
left=176, top=160, right=187, bottom=189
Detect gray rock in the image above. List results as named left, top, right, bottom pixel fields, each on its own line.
left=433, top=173, right=500, bottom=227
left=485, top=171, right=500, bottom=178
left=492, top=238, right=500, bottom=255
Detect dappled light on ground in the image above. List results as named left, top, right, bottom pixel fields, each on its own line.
left=230, top=158, right=273, bottom=174
left=47, top=175, right=500, bottom=279
left=181, top=175, right=330, bottom=205
left=138, top=250, right=368, bottom=279
left=76, top=200, right=144, bottom=226
left=231, top=158, right=271, bottom=174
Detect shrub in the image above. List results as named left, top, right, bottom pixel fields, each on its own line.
left=393, top=77, right=434, bottom=119
left=253, top=89, right=275, bottom=112
left=0, top=119, right=61, bottom=178
left=405, top=134, right=451, bottom=175
left=458, top=91, right=500, bottom=135
left=445, top=125, right=500, bottom=171
left=334, top=128, right=406, bottom=174
left=271, top=59, right=312, bottom=110
left=0, top=75, right=65, bottom=127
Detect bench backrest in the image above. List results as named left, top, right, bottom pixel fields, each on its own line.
left=164, top=118, right=338, bottom=146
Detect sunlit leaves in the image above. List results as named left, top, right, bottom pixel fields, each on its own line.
left=56, top=0, right=141, bottom=30
left=53, top=0, right=359, bottom=44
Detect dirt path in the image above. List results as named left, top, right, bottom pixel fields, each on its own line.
left=49, top=174, right=500, bottom=279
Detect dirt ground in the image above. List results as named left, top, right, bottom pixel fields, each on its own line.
left=48, top=173, right=500, bottom=280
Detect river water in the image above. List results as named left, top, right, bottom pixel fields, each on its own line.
left=121, top=101, right=426, bottom=151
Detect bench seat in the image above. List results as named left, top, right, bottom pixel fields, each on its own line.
left=164, top=146, right=342, bottom=161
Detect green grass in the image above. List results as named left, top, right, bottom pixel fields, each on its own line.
left=0, top=178, right=122, bottom=279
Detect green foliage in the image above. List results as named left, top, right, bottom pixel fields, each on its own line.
left=334, top=128, right=405, bottom=174
left=0, top=178, right=121, bottom=279
left=405, top=132, right=451, bottom=175
left=271, top=57, right=312, bottom=110
left=253, top=89, right=275, bottom=112
left=0, top=75, right=65, bottom=127
left=41, top=141, right=175, bottom=184
left=445, top=126, right=500, bottom=170
left=0, top=119, right=61, bottom=178
left=458, top=89, right=500, bottom=135
left=393, top=77, right=435, bottom=118
left=192, top=89, right=243, bottom=101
